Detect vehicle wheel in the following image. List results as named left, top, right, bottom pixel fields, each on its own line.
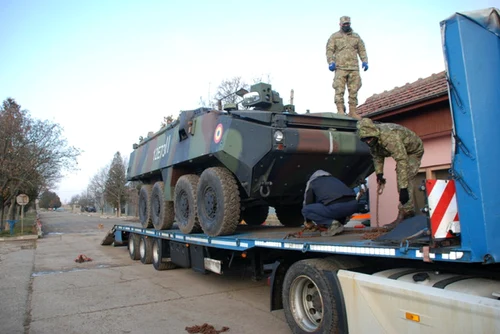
left=197, top=167, right=240, bottom=236
left=152, top=238, right=177, bottom=271
left=128, top=233, right=140, bottom=260
left=139, top=236, right=154, bottom=264
left=241, top=205, right=269, bottom=226
left=174, top=174, right=202, bottom=234
left=139, top=185, right=153, bottom=228
left=283, top=259, right=347, bottom=334
left=151, top=181, right=175, bottom=230
left=275, top=205, right=304, bottom=227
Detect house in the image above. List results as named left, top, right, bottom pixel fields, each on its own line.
left=357, top=71, right=452, bottom=226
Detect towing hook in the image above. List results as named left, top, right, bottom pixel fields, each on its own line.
left=260, top=181, right=273, bottom=198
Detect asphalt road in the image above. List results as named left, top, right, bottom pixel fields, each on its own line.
left=0, top=211, right=290, bottom=334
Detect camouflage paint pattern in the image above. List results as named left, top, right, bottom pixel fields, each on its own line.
left=325, top=28, right=368, bottom=71
left=127, top=84, right=374, bottom=210
left=333, top=69, right=362, bottom=115
left=357, top=118, right=424, bottom=214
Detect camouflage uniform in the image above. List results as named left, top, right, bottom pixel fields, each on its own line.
left=326, top=16, right=368, bottom=120
left=357, top=118, right=424, bottom=216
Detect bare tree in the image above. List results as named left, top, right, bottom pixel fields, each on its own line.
left=160, top=115, right=174, bottom=128
left=214, top=76, right=249, bottom=106
left=88, top=165, right=109, bottom=214
left=0, top=98, right=80, bottom=229
left=104, top=152, right=128, bottom=217
left=69, top=194, right=80, bottom=205
left=212, top=75, right=272, bottom=110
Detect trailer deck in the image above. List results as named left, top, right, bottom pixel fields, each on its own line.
left=106, top=215, right=471, bottom=263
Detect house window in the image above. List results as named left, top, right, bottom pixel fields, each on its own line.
left=413, top=164, right=452, bottom=213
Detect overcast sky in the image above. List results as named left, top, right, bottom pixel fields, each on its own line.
left=1, top=0, right=498, bottom=203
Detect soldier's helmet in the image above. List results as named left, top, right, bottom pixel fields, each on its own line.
left=340, top=16, right=351, bottom=24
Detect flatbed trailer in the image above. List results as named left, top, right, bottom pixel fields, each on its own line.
left=103, top=218, right=500, bottom=333
left=102, top=8, right=500, bottom=333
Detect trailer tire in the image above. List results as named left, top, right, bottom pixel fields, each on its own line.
left=152, top=238, right=177, bottom=271
left=283, top=259, right=347, bottom=334
left=139, top=185, right=153, bottom=228
left=241, top=205, right=269, bottom=226
left=275, top=205, right=304, bottom=227
left=197, top=167, right=240, bottom=236
left=174, top=175, right=202, bottom=234
left=139, top=236, right=154, bottom=264
left=128, top=233, right=140, bottom=261
left=151, top=181, right=175, bottom=230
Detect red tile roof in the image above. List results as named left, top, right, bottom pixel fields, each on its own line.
left=358, top=71, right=448, bottom=116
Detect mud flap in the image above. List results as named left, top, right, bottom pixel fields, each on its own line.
left=269, top=260, right=289, bottom=311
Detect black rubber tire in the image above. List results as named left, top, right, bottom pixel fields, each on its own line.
left=275, top=205, right=305, bottom=227
left=152, top=238, right=177, bottom=271
left=283, top=259, right=347, bottom=334
left=139, top=185, right=153, bottom=228
left=128, top=233, right=140, bottom=261
left=241, top=205, right=269, bottom=226
left=197, top=167, right=240, bottom=236
left=151, top=181, right=175, bottom=230
left=174, top=174, right=202, bottom=234
left=139, top=236, right=154, bottom=264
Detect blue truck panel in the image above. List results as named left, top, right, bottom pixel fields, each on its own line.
left=441, top=8, right=500, bottom=263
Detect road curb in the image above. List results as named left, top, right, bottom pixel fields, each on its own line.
left=0, top=234, right=39, bottom=242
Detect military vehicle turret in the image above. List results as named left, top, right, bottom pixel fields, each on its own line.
left=127, top=82, right=373, bottom=236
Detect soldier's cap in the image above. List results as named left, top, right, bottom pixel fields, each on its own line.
left=340, top=16, right=351, bottom=24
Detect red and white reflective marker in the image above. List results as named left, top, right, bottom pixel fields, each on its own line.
left=426, top=179, right=460, bottom=239
left=214, top=123, right=223, bottom=144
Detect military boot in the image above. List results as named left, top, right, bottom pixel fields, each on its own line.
left=336, top=103, right=346, bottom=115
left=348, top=104, right=361, bottom=120
left=320, top=220, right=344, bottom=237
left=383, top=210, right=415, bottom=230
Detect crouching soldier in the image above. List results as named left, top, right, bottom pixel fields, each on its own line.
left=302, top=170, right=359, bottom=236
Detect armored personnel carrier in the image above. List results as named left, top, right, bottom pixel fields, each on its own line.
left=127, top=83, right=373, bottom=236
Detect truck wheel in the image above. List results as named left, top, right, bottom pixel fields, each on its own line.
left=139, top=185, right=153, bottom=228
left=283, top=259, right=347, bottom=334
left=128, top=233, right=140, bottom=260
left=139, top=236, right=154, bottom=264
left=151, top=181, right=174, bottom=230
left=275, top=205, right=304, bottom=227
left=174, top=175, right=202, bottom=234
left=197, top=167, right=240, bottom=236
left=152, top=238, right=177, bottom=271
left=241, top=205, right=269, bottom=226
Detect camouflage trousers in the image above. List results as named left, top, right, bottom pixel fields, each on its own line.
left=332, top=69, right=362, bottom=109
left=397, top=152, right=423, bottom=215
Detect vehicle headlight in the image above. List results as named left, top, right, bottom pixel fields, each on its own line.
left=274, top=130, right=284, bottom=142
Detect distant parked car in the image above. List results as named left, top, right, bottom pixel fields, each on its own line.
left=85, top=206, right=97, bottom=213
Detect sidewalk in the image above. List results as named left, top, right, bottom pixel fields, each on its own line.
left=0, top=234, right=39, bottom=242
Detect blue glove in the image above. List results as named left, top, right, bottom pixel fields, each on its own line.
left=329, top=62, right=336, bottom=71
left=362, top=62, right=368, bottom=71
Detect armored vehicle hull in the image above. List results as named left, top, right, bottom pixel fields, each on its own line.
left=128, top=85, right=373, bottom=236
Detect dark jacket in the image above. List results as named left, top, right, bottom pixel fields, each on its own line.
left=303, top=170, right=355, bottom=206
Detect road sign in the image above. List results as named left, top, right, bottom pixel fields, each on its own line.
left=16, top=194, right=29, bottom=206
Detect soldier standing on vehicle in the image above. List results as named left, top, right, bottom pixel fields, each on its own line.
left=357, top=118, right=424, bottom=229
left=326, top=15, right=368, bottom=120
